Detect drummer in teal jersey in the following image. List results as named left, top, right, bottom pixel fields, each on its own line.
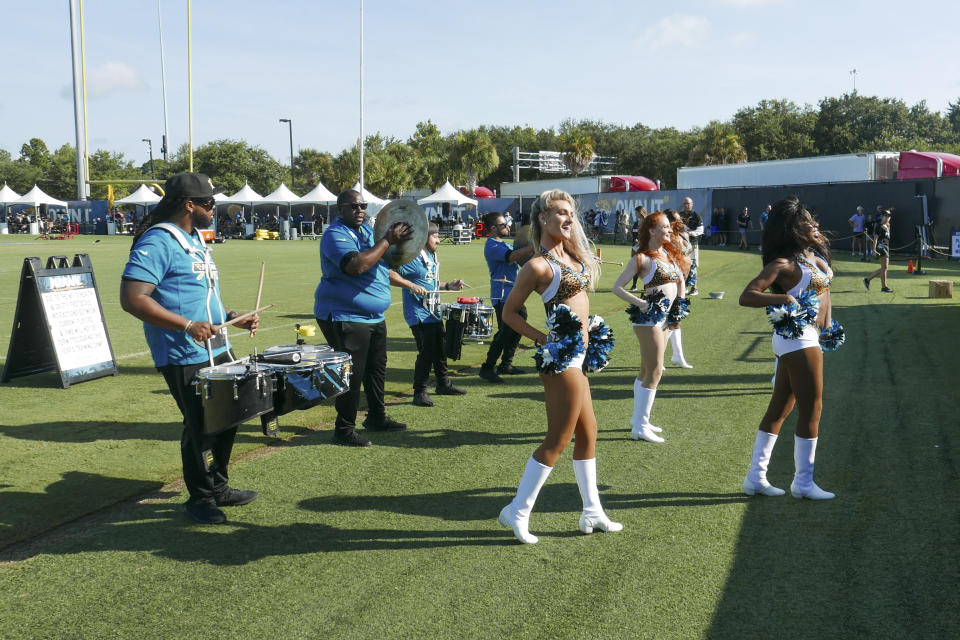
left=392, top=222, right=467, bottom=407
left=120, top=172, right=260, bottom=525
left=479, top=211, right=535, bottom=383
left=315, top=189, right=414, bottom=447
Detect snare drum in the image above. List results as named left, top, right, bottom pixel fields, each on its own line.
left=194, top=363, right=275, bottom=434
left=260, top=348, right=352, bottom=416
left=261, top=343, right=333, bottom=364
left=447, top=302, right=494, bottom=342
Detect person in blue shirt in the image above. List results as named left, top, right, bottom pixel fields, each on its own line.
left=392, top=223, right=467, bottom=407
left=479, top=211, right=535, bottom=383
left=120, top=172, right=260, bottom=525
left=315, top=189, right=413, bottom=446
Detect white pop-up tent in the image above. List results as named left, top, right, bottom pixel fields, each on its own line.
left=417, top=180, right=478, bottom=208
left=0, top=183, right=21, bottom=231
left=115, top=184, right=161, bottom=206
left=219, top=183, right=264, bottom=226
left=350, top=182, right=388, bottom=206
left=260, top=183, right=300, bottom=204
left=299, top=181, right=337, bottom=204
left=418, top=180, right=478, bottom=228
left=15, top=184, right=68, bottom=209
left=297, top=182, right=338, bottom=236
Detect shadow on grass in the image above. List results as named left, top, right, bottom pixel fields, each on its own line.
left=0, top=420, right=275, bottom=445
left=2, top=481, right=755, bottom=564
left=706, top=302, right=960, bottom=639
left=0, top=471, right=163, bottom=549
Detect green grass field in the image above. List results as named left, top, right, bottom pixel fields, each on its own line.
left=0, top=234, right=957, bottom=639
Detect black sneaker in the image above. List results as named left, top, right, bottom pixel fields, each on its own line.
left=363, top=416, right=408, bottom=432
left=332, top=430, right=372, bottom=447
left=215, top=488, right=258, bottom=507
left=478, top=364, right=504, bottom=383
left=412, top=390, right=435, bottom=407
left=881, top=287, right=894, bottom=293
left=496, top=365, right=525, bottom=375
left=862, top=277, right=870, bottom=291
left=185, top=499, right=227, bottom=524
left=435, top=383, right=466, bottom=396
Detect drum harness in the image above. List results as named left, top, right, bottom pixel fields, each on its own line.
left=153, top=222, right=228, bottom=367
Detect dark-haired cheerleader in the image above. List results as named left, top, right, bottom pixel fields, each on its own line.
left=739, top=196, right=836, bottom=500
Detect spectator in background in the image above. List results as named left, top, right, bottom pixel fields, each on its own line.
left=849, top=206, right=866, bottom=258
left=503, top=211, right=514, bottom=236
left=738, top=207, right=751, bottom=250
left=863, top=209, right=894, bottom=293
left=593, top=209, right=607, bottom=241
left=680, top=197, right=702, bottom=295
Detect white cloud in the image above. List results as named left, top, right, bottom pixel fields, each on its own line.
left=637, top=15, right=709, bottom=51
left=728, top=31, right=754, bottom=46
left=60, top=61, right=147, bottom=100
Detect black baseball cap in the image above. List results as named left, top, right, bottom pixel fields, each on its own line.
left=163, top=172, right=224, bottom=199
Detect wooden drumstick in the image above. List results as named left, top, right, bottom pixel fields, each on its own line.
left=215, top=304, right=274, bottom=331
left=599, top=260, right=624, bottom=266
left=252, top=262, right=265, bottom=336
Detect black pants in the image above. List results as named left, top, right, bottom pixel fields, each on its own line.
left=484, top=302, right=526, bottom=369
left=317, top=319, right=387, bottom=433
left=410, top=320, right=449, bottom=391
left=159, top=351, right=237, bottom=504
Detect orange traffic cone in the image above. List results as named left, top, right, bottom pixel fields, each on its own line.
left=907, top=259, right=914, bottom=274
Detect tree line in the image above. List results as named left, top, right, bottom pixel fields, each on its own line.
left=2, top=92, right=959, bottom=202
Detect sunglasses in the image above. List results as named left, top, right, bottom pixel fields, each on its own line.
left=190, top=197, right=215, bottom=209
left=341, top=202, right=368, bottom=210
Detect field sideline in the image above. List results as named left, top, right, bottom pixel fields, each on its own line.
left=0, top=234, right=957, bottom=639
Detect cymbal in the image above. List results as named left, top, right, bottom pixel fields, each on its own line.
left=373, top=200, right=428, bottom=267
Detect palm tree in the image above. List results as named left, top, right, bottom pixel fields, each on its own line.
left=560, top=129, right=596, bottom=175
left=687, top=121, right=748, bottom=166
left=450, top=129, right=499, bottom=195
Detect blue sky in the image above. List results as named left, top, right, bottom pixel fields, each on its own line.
left=4, top=0, right=959, bottom=174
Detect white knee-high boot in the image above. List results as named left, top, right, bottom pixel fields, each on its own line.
left=790, top=436, right=835, bottom=500
left=743, top=431, right=785, bottom=496
left=499, top=456, right=553, bottom=543
left=630, top=379, right=665, bottom=442
left=573, top=458, right=623, bottom=534
left=669, top=328, right=693, bottom=368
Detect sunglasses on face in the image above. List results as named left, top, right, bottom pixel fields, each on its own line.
left=341, top=202, right=368, bottom=211
left=190, top=198, right=215, bottom=210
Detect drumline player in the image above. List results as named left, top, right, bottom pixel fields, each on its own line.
left=478, top=211, right=535, bottom=384
left=391, top=222, right=468, bottom=407
left=120, top=172, right=261, bottom=525
left=314, top=189, right=414, bottom=447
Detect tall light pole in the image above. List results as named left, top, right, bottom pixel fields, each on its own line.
left=850, top=68, right=857, bottom=93
left=279, top=118, right=294, bottom=190
left=142, top=138, right=155, bottom=178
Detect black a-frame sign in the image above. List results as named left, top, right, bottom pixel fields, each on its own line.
left=2, top=254, right=118, bottom=388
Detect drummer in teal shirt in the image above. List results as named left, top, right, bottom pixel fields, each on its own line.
left=392, top=223, right=467, bottom=407
left=314, top=189, right=414, bottom=447
left=479, top=211, right=535, bottom=383
left=120, top=172, right=260, bottom=525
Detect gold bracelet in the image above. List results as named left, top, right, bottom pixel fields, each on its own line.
left=184, top=320, right=193, bottom=333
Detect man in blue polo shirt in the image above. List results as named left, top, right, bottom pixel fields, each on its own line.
left=120, top=172, right=260, bottom=525
left=315, top=189, right=413, bottom=446
left=393, top=223, right=467, bottom=407
left=479, top=211, right=535, bottom=383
